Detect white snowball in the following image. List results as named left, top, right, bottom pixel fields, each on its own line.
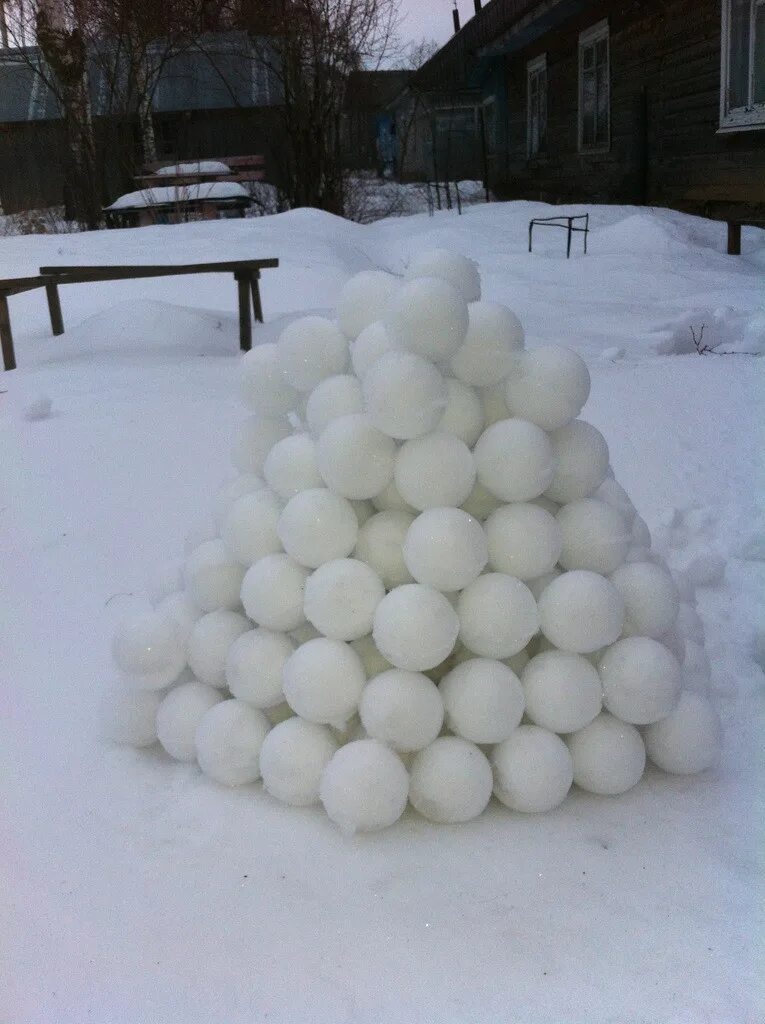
left=409, top=737, right=493, bottom=823
left=675, top=600, right=704, bottom=643
left=221, top=491, right=283, bottom=567
left=225, top=628, right=294, bottom=708
left=355, top=511, right=415, bottom=589
left=461, top=481, right=502, bottom=520
left=282, top=638, right=366, bottom=726
left=304, top=558, right=385, bottom=641
left=610, top=561, right=680, bottom=639
left=337, top=270, right=399, bottom=338
left=350, top=321, right=398, bottom=378
left=276, top=316, right=349, bottom=391
left=360, top=669, right=444, bottom=752
left=384, top=277, right=469, bottom=361
left=557, top=498, right=630, bottom=575
left=320, top=739, right=409, bottom=834
left=184, top=538, right=246, bottom=611
left=231, top=415, right=291, bottom=475
left=531, top=494, right=561, bottom=515
left=260, top=718, right=339, bottom=805
left=187, top=610, right=250, bottom=687
left=277, top=488, right=358, bottom=568
left=156, top=680, right=225, bottom=761
left=351, top=499, right=375, bottom=526
left=544, top=420, right=609, bottom=503
left=403, top=508, right=488, bottom=592
left=567, top=712, right=646, bottom=795
left=240, top=343, right=299, bottom=416
left=155, top=591, right=202, bottom=645
left=316, top=414, right=395, bottom=499
left=373, top=584, right=460, bottom=671
left=104, top=687, right=163, bottom=747
left=362, top=351, right=447, bottom=440
left=598, top=636, right=682, bottom=725
left=505, top=346, right=590, bottom=431
left=183, top=513, right=218, bottom=556
left=437, top=378, right=485, bottom=446
left=538, top=570, right=625, bottom=653
left=351, top=634, right=393, bottom=677
left=440, top=658, right=525, bottom=743
left=394, top=432, right=476, bottom=511
left=481, top=382, right=511, bottom=425
left=263, top=434, right=323, bottom=499
left=195, top=699, right=270, bottom=786
left=112, top=611, right=187, bottom=690
left=631, top=514, right=652, bottom=548
left=457, top=574, right=539, bottom=658
left=146, top=560, right=183, bottom=606
left=290, top=622, right=322, bottom=645
left=492, top=726, right=574, bottom=812
left=405, top=249, right=481, bottom=302
left=593, top=478, right=636, bottom=527
left=485, top=502, right=563, bottom=580
left=371, top=477, right=416, bottom=513
left=474, top=419, right=555, bottom=502
left=305, top=375, right=364, bottom=436
left=451, top=302, right=524, bottom=385
left=521, top=650, right=602, bottom=733
left=213, top=475, right=265, bottom=529
left=644, top=691, right=722, bottom=774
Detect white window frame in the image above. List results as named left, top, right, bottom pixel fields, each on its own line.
left=578, top=19, right=610, bottom=154
left=527, top=53, right=547, bottom=158
left=719, top=0, right=765, bottom=132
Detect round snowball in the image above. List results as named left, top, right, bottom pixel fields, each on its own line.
left=474, top=419, right=555, bottom=502
left=593, top=478, right=636, bottom=527
left=394, top=432, right=475, bottom=511
left=112, top=611, right=187, bottom=690
left=567, top=712, right=646, bottom=795
left=359, top=670, right=444, bottom=752
left=355, top=510, right=415, bottom=589
left=240, top=343, right=299, bottom=416
left=232, top=415, right=291, bottom=475
left=156, top=681, right=224, bottom=761
left=486, top=502, right=563, bottom=580
left=225, top=628, right=294, bottom=708
left=643, top=691, right=722, bottom=774
left=440, top=658, right=525, bottom=743
left=260, top=718, right=338, bottom=805
left=240, top=553, right=309, bottom=631
left=184, top=539, right=247, bottom=611
left=337, top=270, right=399, bottom=338
left=146, top=560, right=183, bottom=606
left=384, top=277, right=468, bottom=362
left=521, top=651, right=602, bottom=733
left=155, top=591, right=202, bottom=645
left=316, top=414, right=395, bottom=500
left=598, top=636, right=682, bottom=725
left=276, top=316, right=349, bottom=391
left=481, top=383, right=511, bottom=426
left=492, top=726, right=574, bottom=812
left=544, top=420, right=609, bottom=504
left=451, top=302, right=524, bottom=386
left=213, top=474, right=265, bottom=530
left=363, top=351, right=447, bottom=440
left=409, top=737, right=493, bottom=823
left=403, top=508, right=488, bottom=592
left=405, top=249, right=481, bottom=302
left=305, top=375, right=364, bottom=437
left=557, top=499, right=630, bottom=575
left=351, top=634, right=392, bottom=677
left=371, top=477, right=416, bottom=513
left=373, top=584, right=460, bottom=671
left=461, top=481, right=502, bottom=521
left=505, top=346, right=590, bottom=431
left=304, top=558, right=385, bottom=641
left=350, top=321, right=398, bottom=378
left=195, top=699, right=270, bottom=786
left=263, top=434, right=322, bottom=499
left=221, top=491, right=283, bottom=567
left=538, top=571, right=625, bottom=654
left=277, top=489, right=358, bottom=568
left=104, top=688, right=163, bottom=747
left=437, top=378, right=485, bottom=446
left=320, top=739, right=409, bottom=834
left=282, top=638, right=366, bottom=726
left=187, top=610, right=250, bottom=687
left=610, top=562, right=680, bottom=639
left=457, top=574, right=539, bottom=658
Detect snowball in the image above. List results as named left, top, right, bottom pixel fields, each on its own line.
left=631, top=515, right=652, bottom=548
left=282, top=638, right=366, bottom=726
left=112, top=611, right=187, bottom=690
left=362, top=351, right=447, bottom=440
left=538, top=570, right=625, bottom=653
left=354, top=511, right=414, bottom=589
left=156, top=680, right=225, bottom=761
left=104, top=687, right=163, bottom=747
left=359, top=670, right=444, bottom=752
left=505, top=346, right=590, bottom=431
left=187, top=610, right=250, bottom=687
left=320, top=739, right=409, bottom=834
left=610, top=561, right=680, bottom=639
left=221, top=491, right=282, bottom=567
left=337, top=270, right=399, bottom=338
left=643, top=691, right=722, bottom=774
left=239, top=343, right=299, bottom=416
left=316, top=414, right=395, bottom=500
left=351, top=634, right=393, bottom=677
left=567, top=712, right=646, bottom=795
left=437, top=378, right=485, bottom=446
left=305, top=375, right=364, bottom=437
left=481, top=383, right=511, bottom=425
left=260, top=718, right=339, bottom=805
left=351, top=499, right=375, bottom=527
left=195, top=699, right=270, bottom=786
left=276, top=316, right=349, bottom=391
left=384, top=277, right=469, bottom=361
left=520, top=650, right=601, bottom=733
left=23, top=393, right=52, bottom=420
left=440, top=657, right=525, bottom=743
left=593, top=478, right=636, bottom=527
left=183, top=514, right=219, bottom=556
left=474, top=419, right=555, bottom=502
left=212, top=475, right=265, bottom=529
left=350, top=321, right=398, bottom=378
left=485, top=502, right=563, bottom=580
left=277, top=488, right=358, bottom=568
left=451, top=302, right=524, bottom=386
left=371, top=477, right=416, bottom=513
left=557, top=498, right=630, bottom=575
left=461, top=481, right=502, bottom=521
left=231, top=415, right=291, bottom=475
left=598, top=636, right=682, bottom=725
left=395, top=432, right=475, bottom=511
left=304, top=558, right=385, bottom=641
left=155, top=591, right=202, bottom=645
left=405, top=249, right=481, bottom=302
left=146, top=560, right=183, bottom=606
left=544, top=420, right=609, bottom=504
left=225, top=628, right=294, bottom=708
left=403, top=508, right=488, bottom=592
left=457, top=574, right=539, bottom=658
left=492, top=726, right=574, bottom=813
left=263, top=434, right=323, bottom=499
left=373, top=584, right=460, bottom=671
left=409, top=737, right=493, bottom=823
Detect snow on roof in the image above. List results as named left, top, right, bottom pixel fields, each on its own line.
left=155, top=161, right=232, bottom=176
left=105, top=182, right=250, bottom=211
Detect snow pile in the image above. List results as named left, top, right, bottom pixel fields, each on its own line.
left=106, top=182, right=249, bottom=211
left=155, top=161, right=232, bottom=176
left=108, top=249, right=721, bottom=834
left=642, top=305, right=765, bottom=355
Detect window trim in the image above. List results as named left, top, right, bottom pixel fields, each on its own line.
left=719, top=0, right=765, bottom=132
left=526, top=53, right=547, bottom=158
left=578, top=19, right=610, bottom=154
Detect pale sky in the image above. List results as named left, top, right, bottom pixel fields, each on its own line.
left=397, top=0, right=455, bottom=47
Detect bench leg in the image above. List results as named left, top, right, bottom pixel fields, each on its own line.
left=727, top=222, right=742, bottom=256
left=250, top=271, right=264, bottom=324
left=46, top=282, right=64, bottom=336
left=236, top=273, right=252, bottom=351
left=0, top=294, right=16, bottom=371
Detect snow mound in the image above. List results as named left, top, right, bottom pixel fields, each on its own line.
left=593, top=212, right=698, bottom=256
left=643, top=306, right=764, bottom=355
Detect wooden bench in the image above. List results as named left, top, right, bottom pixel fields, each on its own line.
left=1, top=258, right=278, bottom=371
left=681, top=186, right=765, bottom=255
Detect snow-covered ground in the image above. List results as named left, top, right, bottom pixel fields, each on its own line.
left=1, top=201, right=763, bottom=1024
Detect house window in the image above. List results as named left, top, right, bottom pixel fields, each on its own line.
left=578, top=21, right=609, bottom=152
left=720, top=0, right=765, bottom=130
left=527, top=54, right=547, bottom=157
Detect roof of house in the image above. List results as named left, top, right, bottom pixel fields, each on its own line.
left=105, top=181, right=250, bottom=211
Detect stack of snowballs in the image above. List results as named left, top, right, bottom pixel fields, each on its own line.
left=109, top=250, right=722, bottom=834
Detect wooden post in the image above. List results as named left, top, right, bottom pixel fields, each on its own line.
left=727, top=221, right=742, bottom=255
left=250, top=270, right=264, bottom=323
left=566, top=218, right=573, bottom=259
left=236, top=272, right=252, bottom=351
left=0, top=293, right=16, bottom=371
left=45, top=281, right=64, bottom=335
